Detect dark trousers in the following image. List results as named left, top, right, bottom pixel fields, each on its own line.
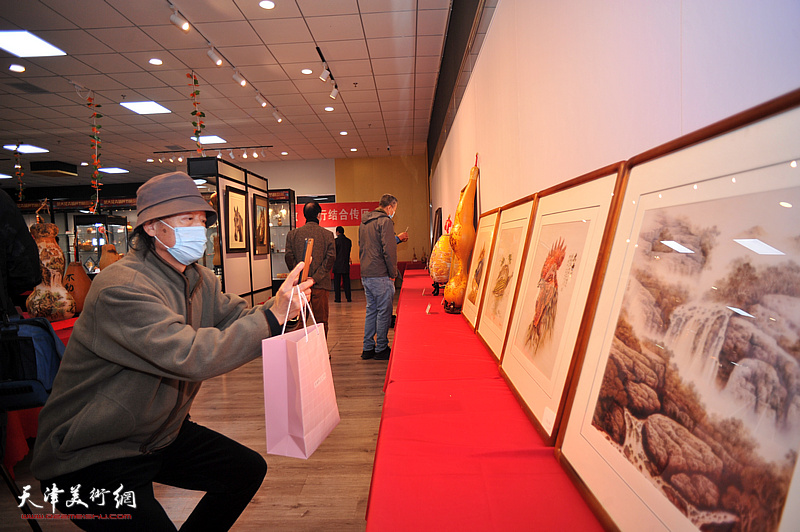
left=333, top=272, right=351, bottom=302
left=39, top=418, right=267, bottom=531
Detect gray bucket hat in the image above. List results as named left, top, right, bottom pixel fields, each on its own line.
left=136, top=171, right=217, bottom=229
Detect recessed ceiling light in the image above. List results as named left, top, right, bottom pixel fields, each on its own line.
left=780, top=201, right=793, bottom=208
left=3, top=144, right=48, bottom=154
left=339, top=131, right=348, bottom=136
left=98, top=167, right=129, bottom=174
left=0, top=173, right=12, bottom=179
left=324, top=106, right=334, bottom=112
left=193, top=178, right=207, bottom=185
left=9, top=64, right=25, bottom=73
left=192, top=135, right=227, bottom=145
left=80, top=162, right=89, bottom=166
left=281, top=151, right=288, bottom=156
left=120, top=101, right=171, bottom=115
left=350, top=148, right=357, bottom=152
left=301, top=68, right=313, bottom=75
left=259, top=1, right=276, bottom=9
left=146, top=158, right=154, bottom=163
left=0, top=31, right=66, bottom=57
left=733, top=238, right=785, bottom=255
left=149, top=58, right=163, bottom=66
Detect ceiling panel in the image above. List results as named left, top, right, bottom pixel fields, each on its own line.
left=0, top=0, right=452, bottom=187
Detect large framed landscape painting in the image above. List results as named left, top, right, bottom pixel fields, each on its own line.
left=501, top=165, right=623, bottom=443
left=476, top=198, right=535, bottom=360
left=559, top=97, right=800, bottom=531
left=462, top=210, right=499, bottom=329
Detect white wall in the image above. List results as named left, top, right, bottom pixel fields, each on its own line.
left=432, top=0, right=800, bottom=219
left=238, top=159, right=335, bottom=197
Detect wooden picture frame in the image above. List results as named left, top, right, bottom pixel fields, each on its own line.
left=462, top=209, right=500, bottom=329
left=558, top=90, right=800, bottom=531
left=501, top=163, right=626, bottom=445
left=476, top=197, right=536, bottom=360
left=252, top=193, right=270, bottom=256
left=225, top=186, right=248, bottom=253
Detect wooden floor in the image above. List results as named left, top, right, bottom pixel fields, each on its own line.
left=1, top=288, right=393, bottom=531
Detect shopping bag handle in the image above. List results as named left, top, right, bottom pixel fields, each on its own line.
left=281, top=285, right=319, bottom=340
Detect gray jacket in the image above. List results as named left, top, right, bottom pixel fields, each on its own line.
left=31, top=245, right=277, bottom=480
left=359, top=208, right=398, bottom=279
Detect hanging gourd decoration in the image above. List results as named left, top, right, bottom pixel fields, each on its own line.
left=188, top=71, right=205, bottom=155
left=87, top=92, right=103, bottom=213
left=14, top=144, right=24, bottom=201
left=443, top=155, right=479, bottom=314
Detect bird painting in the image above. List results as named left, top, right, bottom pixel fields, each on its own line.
left=525, top=238, right=566, bottom=352
left=467, top=244, right=486, bottom=304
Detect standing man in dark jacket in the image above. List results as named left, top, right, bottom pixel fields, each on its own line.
left=0, top=188, right=42, bottom=314
left=333, top=226, right=352, bottom=303
left=285, top=201, right=336, bottom=335
left=359, top=194, right=402, bottom=360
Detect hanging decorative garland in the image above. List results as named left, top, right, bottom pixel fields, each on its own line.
left=13, top=144, right=24, bottom=201
left=87, top=92, right=102, bottom=213
left=188, top=71, right=205, bottom=155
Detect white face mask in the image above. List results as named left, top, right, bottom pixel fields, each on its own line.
left=156, top=220, right=207, bottom=265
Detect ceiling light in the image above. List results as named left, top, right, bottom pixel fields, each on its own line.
left=194, top=178, right=207, bottom=185
left=251, top=150, right=257, bottom=158
left=350, top=148, right=357, bottom=152
left=260, top=149, right=266, bottom=157
left=301, top=68, right=313, bottom=75
left=193, top=135, right=226, bottom=144
left=170, top=11, right=190, bottom=32
left=9, top=64, right=25, bottom=73
left=80, top=162, right=89, bottom=166
left=232, top=71, right=246, bottom=87
left=229, top=149, right=235, bottom=159
left=259, top=1, right=275, bottom=9
left=169, top=157, right=174, bottom=163
left=158, top=158, right=164, bottom=163
left=281, top=151, right=288, bottom=156
left=149, top=58, right=163, bottom=66
left=780, top=201, right=793, bottom=208
left=324, top=106, right=334, bottom=112
left=99, top=167, right=129, bottom=174
left=272, top=110, right=283, bottom=123
left=0, top=173, right=12, bottom=179
left=3, top=144, right=48, bottom=154
left=319, top=66, right=330, bottom=82
left=733, top=238, right=785, bottom=255
left=791, top=160, right=798, bottom=168
left=120, top=101, right=171, bottom=115
left=177, top=156, right=184, bottom=162
left=0, top=31, right=66, bottom=57
left=339, top=131, right=348, bottom=136
left=329, top=85, right=339, bottom=99
left=217, top=150, right=222, bottom=158
left=146, top=158, right=154, bottom=163
left=255, top=93, right=268, bottom=107
left=207, top=47, right=222, bottom=67
left=242, top=150, right=248, bottom=159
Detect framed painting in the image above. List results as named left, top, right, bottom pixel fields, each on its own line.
left=225, top=186, right=248, bottom=253
left=501, top=163, right=625, bottom=444
left=476, top=197, right=535, bottom=360
left=462, top=209, right=500, bottom=329
left=559, top=92, right=800, bottom=531
left=252, top=193, right=270, bottom=255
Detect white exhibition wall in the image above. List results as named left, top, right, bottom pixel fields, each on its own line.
left=243, top=159, right=335, bottom=197
left=431, top=0, right=800, bottom=220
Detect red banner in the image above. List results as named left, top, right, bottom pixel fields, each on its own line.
left=296, top=202, right=378, bottom=228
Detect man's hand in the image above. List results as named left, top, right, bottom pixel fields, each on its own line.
left=397, top=231, right=409, bottom=242
left=272, top=262, right=314, bottom=324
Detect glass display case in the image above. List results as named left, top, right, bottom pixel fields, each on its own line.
left=267, top=189, right=296, bottom=286
left=73, top=215, right=129, bottom=274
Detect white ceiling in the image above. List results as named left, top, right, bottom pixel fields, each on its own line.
left=0, top=0, right=452, bottom=188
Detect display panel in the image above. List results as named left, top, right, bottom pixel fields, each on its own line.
left=502, top=168, right=622, bottom=442
left=476, top=199, right=535, bottom=359
left=225, top=186, right=248, bottom=253
left=462, top=210, right=499, bottom=329
left=560, top=102, right=800, bottom=532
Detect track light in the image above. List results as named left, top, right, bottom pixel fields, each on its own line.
left=170, top=11, right=189, bottom=32
left=329, top=85, right=339, bottom=100
left=272, top=110, right=283, bottom=123
left=207, top=47, right=222, bottom=67
left=232, top=71, right=246, bottom=87
left=260, top=149, right=266, bottom=157
left=217, top=150, right=222, bottom=158
left=253, top=150, right=258, bottom=158
left=255, top=93, right=268, bottom=107
left=229, top=149, right=235, bottom=159
left=319, top=65, right=330, bottom=82
left=242, top=149, right=248, bottom=159
left=177, top=156, right=183, bottom=162
left=169, top=157, right=174, bottom=163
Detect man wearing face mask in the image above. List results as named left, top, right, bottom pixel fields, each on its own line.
left=31, top=172, right=313, bottom=531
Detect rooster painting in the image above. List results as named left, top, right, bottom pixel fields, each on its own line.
left=525, top=238, right=566, bottom=352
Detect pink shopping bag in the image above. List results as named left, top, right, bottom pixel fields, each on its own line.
left=262, top=321, right=340, bottom=459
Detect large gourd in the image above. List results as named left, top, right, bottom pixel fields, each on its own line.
left=443, top=156, right=479, bottom=313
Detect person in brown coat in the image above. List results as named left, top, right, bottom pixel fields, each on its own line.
left=285, top=201, right=336, bottom=335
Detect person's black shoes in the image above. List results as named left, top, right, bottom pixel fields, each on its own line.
left=361, top=349, right=375, bottom=360
left=334, top=299, right=341, bottom=303
left=374, top=348, right=391, bottom=360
